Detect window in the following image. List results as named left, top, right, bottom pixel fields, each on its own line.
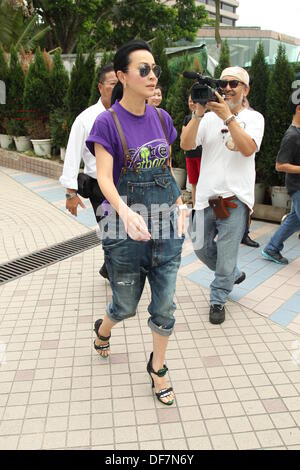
left=221, top=16, right=235, bottom=26
left=221, top=3, right=235, bottom=13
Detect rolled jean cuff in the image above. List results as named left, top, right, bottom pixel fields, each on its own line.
left=106, top=303, right=124, bottom=323
left=147, top=318, right=174, bottom=337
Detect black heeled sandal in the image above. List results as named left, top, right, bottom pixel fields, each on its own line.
left=93, top=319, right=111, bottom=358
left=146, top=352, right=174, bottom=406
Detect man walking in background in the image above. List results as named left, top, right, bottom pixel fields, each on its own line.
left=262, top=94, right=300, bottom=265
left=60, top=64, right=117, bottom=278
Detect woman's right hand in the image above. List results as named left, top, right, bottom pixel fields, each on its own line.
left=122, top=208, right=151, bottom=241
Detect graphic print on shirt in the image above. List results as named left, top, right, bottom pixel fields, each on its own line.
left=128, top=138, right=168, bottom=169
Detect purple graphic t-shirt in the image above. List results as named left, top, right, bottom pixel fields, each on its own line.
left=86, top=101, right=177, bottom=187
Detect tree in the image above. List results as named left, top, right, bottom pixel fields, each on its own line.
left=24, top=47, right=51, bottom=137
left=5, top=45, right=26, bottom=136
left=248, top=42, right=270, bottom=184
left=89, top=50, right=114, bottom=107
left=0, top=42, right=9, bottom=132
left=49, top=49, right=69, bottom=111
left=32, top=0, right=209, bottom=53
left=214, top=39, right=231, bottom=78
left=248, top=42, right=269, bottom=116
left=214, top=0, right=221, bottom=48
left=152, top=32, right=171, bottom=106
left=166, top=54, right=194, bottom=168
left=0, top=2, right=50, bottom=52
left=32, top=0, right=113, bottom=53
left=67, top=46, right=93, bottom=124
left=263, top=44, right=295, bottom=186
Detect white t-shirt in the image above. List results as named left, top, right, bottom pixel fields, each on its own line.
left=195, top=108, right=265, bottom=211
left=59, top=98, right=106, bottom=190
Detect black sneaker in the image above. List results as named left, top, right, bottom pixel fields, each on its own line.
left=209, top=304, right=225, bottom=325
left=261, top=248, right=288, bottom=265
left=234, top=272, right=246, bottom=285
left=99, top=263, right=109, bottom=279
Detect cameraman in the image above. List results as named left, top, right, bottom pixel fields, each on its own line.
left=180, top=67, right=265, bottom=324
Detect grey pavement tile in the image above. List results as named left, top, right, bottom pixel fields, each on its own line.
left=163, top=438, right=188, bottom=450
left=256, top=429, right=284, bottom=448
left=115, top=426, right=137, bottom=444
left=187, top=436, right=212, bottom=450
left=183, top=420, right=207, bottom=437
left=211, top=434, right=237, bottom=450
left=0, top=435, right=19, bottom=450
left=279, top=428, right=300, bottom=446
left=18, top=433, right=43, bottom=450
left=160, top=422, right=185, bottom=440
left=140, top=440, right=164, bottom=450
left=43, top=432, right=67, bottom=449
left=0, top=420, right=23, bottom=436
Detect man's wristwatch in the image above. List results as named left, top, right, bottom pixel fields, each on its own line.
left=66, top=191, right=77, bottom=200
left=224, top=114, right=236, bottom=126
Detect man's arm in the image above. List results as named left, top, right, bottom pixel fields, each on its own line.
left=206, top=92, right=258, bottom=157
left=275, top=131, right=300, bottom=174
left=59, top=118, right=86, bottom=216
left=180, top=104, right=205, bottom=151
left=276, top=162, right=300, bottom=174
left=59, top=118, right=86, bottom=190
left=226, top=119, right=257, bottom=156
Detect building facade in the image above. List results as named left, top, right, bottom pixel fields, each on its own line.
left=164, top=0, right=239, bottom=27
left=194, top=27, right=300, bottom=67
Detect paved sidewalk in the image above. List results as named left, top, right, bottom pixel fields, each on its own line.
left=0, top=166, right=300, bottom=450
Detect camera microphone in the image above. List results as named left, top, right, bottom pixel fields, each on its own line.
left=183, top=71, right=200, bottom=80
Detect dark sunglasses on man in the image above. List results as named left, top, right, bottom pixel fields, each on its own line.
left=219, top=79, right=244, bottom=89
left=139, top=63, right=161, bottom=79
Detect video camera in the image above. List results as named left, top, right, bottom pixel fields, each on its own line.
left=183, top=71, right=226, bottom=106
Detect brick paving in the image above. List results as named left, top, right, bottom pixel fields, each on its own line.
left=0, top=166, right=300, bottom=450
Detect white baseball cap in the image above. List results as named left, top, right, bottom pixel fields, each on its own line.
left=220, top=67, right=250, bottom=86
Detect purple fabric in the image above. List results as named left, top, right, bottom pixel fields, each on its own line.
left=86, top=101, right=177, bottom=186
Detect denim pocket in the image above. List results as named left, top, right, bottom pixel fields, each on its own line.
left=127, top=175, right=173, bottom=208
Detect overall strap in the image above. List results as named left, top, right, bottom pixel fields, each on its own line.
left=155, top=108, right=171, bottom=168
left=108, top=108, right=138, bottom=173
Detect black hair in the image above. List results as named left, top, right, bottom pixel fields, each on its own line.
left=97, top=63, right=114, bottom=84
left=111, top=39, right=152, bottom=105
left=288, top=90, right=300, bottom=115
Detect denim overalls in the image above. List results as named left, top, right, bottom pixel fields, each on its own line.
left=101, top=109, right=184, bottom=336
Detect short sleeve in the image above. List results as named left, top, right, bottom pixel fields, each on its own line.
left=195, top=115, right=206, bottom=147
left=86, top=112, right=115, bottom=157
left=159, top=108, right=177, bottom=145
left=276, top=131, right=295, bottom=164
left=244, top=111, right=265, bottom=152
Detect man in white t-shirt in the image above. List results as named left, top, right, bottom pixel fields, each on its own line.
left=181, top=67, right=265, bottom=324
left=60, top=64, right=117, bottom=278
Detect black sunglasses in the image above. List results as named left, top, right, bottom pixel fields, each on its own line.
left=139, top=63, right=161, bottom=79
left=219, top=79, right=243, bottom=89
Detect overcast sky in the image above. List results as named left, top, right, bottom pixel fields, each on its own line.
left=237, top=0, right=300, bottom=39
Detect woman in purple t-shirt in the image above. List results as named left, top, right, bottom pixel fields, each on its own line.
left=86, top=40, right=185, bottom=406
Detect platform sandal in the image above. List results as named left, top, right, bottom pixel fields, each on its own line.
left=146, top=352, right=174, bottom=406
left=93, top=319, right=111, bottom=358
